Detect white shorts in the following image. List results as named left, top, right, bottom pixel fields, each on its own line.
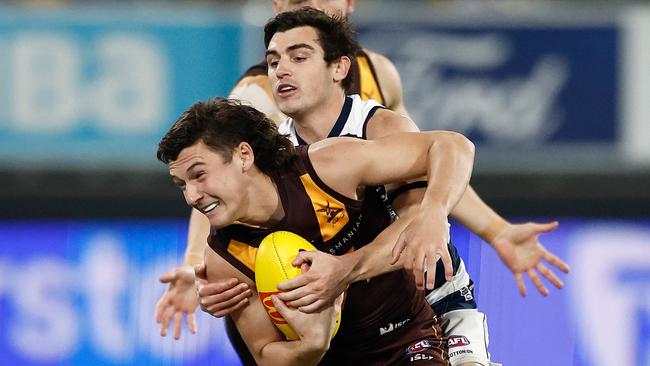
left=440, top=309, right=501, bottom=366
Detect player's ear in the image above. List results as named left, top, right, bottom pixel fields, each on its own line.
left=333, top=56, right=352, bottom=83
left=272, top=0, right=284, bottom=15
left=237, top=142, right=255, bottom=172
left=346, top=0, right=356, bottom=15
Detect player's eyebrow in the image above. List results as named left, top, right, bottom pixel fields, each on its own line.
left=185, top=161, right=204, bottom=174
left=265, top=43, right=315, bottom=58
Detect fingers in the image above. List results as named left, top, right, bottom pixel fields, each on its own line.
left=333, top=292, right=345, bottom=311
left=277, top=274, right=310, bottom=292
left=532, top=220, right=559, bottom=234
left=159, top=268, right=177, bottom=283
left=536, top=262, right=564, bottom=289
left=543, top=251, right=570, bottom=273
left=277, top=285, right=311, bottom=303
left=194, top=262, right=207, bottom=280
left=440, top=246, right=453, bottom=282
left=270, top=295, right=289, bottom=319
left=160, top=305, right=175, bottom=336
left=527, top=268, right=548, bottom=296
left=200, top=282, right=252, bottom=318
left=291, top=251, right=313, bottom=267
left=173, top=312, right=183, bottom=340
left=286, top=294, right=320, bottom=311
left=412, top=250, right=426, bottom=290
left=515, top=273, right=527, bottom=297
left=187, top=312, right=197, bottom=335
left=391, top=234, right=407, bottom=265
left=298, top=299, right=328, bottom=313
left=154, top=294, right=168, bottom=324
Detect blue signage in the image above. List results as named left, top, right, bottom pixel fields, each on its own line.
left=357, top=23, right=619, bottom=147
left=0, top=9, right=242, bottom=167
left=1, top=218, right=649, bottom=365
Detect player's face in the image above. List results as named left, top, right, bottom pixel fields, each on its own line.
left=266, top=26, right=338, bottom=118
left=169, top=141, right=246, bottom=229
left=273, top=0, right=355, bottom=17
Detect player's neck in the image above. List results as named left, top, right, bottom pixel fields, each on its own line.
left=292, top=90, right=346, bottom=144
left=238, top=170, right=284, bottom=229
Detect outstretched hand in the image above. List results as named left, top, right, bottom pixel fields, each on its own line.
left=194, top=262, right=252, bottom=318
left=391, top=207, right=452, bottom=290
left=491, top=221, right=570, bottom=296
left=155, top=265, right=198, bottom=339
left=276, top=250, right=352, bottom=313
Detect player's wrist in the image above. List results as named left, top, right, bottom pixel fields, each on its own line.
left=298, top=331, right=331, bottom=354
left=480, top=216, right=510, bottom=245
left=342, top=249, right=366, bottom=283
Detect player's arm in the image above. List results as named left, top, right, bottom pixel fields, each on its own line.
left=365, top=49, right=411, bottom=119
left=276, top=113, right=470, bottom=311
left=203, top=248, right=336, bottom=366
left=311, top=111, right=475, bottom=288
left=368, top=49, right=570, bottom=295
left=447, top=187, right=570, bottom=296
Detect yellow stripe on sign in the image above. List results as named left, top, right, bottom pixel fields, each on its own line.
left=357, top=54, right=384, bottom=104
left=299, top=174, right=349, bottom=241
left=227, top=239, right=258, bottom=271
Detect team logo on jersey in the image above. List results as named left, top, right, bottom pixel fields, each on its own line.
left=259, top=291, right=287, bottom=324
left=406, top=339, right=432, bottom=354
left=448, top=335, right=470, bottom=348
left=317, top=201, right=345, bottom=224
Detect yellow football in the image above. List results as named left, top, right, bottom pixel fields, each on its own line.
left=255, top=231, right=341, bottom=340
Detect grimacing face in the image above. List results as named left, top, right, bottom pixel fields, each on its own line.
left=168, top=141, right=249, bottom=229
left=273, top=0, right=355, bottom=17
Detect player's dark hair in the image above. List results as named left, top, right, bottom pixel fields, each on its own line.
left=264, top=7, right=360, bottom=90
left=157, top=98, right=296, bottom=176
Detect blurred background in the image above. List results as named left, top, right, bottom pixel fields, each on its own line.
left=1, top=0, right=649, bottom=365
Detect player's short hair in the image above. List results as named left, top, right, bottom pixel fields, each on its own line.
left=157, top=98, right=295, bottom=176
left=264, top=7, right=360, bottom=89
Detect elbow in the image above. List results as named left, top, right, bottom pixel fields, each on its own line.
left=440, top=130, right=475, bottom=161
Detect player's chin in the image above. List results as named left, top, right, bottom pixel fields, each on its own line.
left=207, top=212, right=231, bottom=229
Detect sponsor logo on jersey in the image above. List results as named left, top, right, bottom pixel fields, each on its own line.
left=449, top=349, right=474, bottom=358
left=448, top=335, right=470, bottom=348
left=406, top=339, right=432, bottom=354
left=460, top=286, right=474, bottom=301
left=409, top=354, right=435, bottom=362
left=379, top=317, right=411, bottom=335
left=259, top=291, right=286, bottom=324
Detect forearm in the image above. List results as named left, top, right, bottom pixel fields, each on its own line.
left=346, top=215, right=414, bottom=283
left=183, top=209, right=211, bottom=266
left=422, top=134, right=475, bottom=214
left=256, top=339, right=328, bottom=366
left=450, top=185, right=509, bottom=245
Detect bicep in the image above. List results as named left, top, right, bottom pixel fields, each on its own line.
left=309, top=132, right=431, bottom=196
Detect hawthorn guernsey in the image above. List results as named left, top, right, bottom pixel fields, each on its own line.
left=255, top=231, right=342, bottom=340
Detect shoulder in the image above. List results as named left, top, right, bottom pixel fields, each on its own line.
left=365, top=108, right=419, bottom=140
left=362, top=48, right=404, bottom=109
left=229, top=74, right=286, bottom=126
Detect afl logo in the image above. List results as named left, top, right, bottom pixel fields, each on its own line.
left=448, top=335, right=470, bottom=348
left=259, top=291, right=287, bottom=324
left=407, top=339, right=431, bottom=354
